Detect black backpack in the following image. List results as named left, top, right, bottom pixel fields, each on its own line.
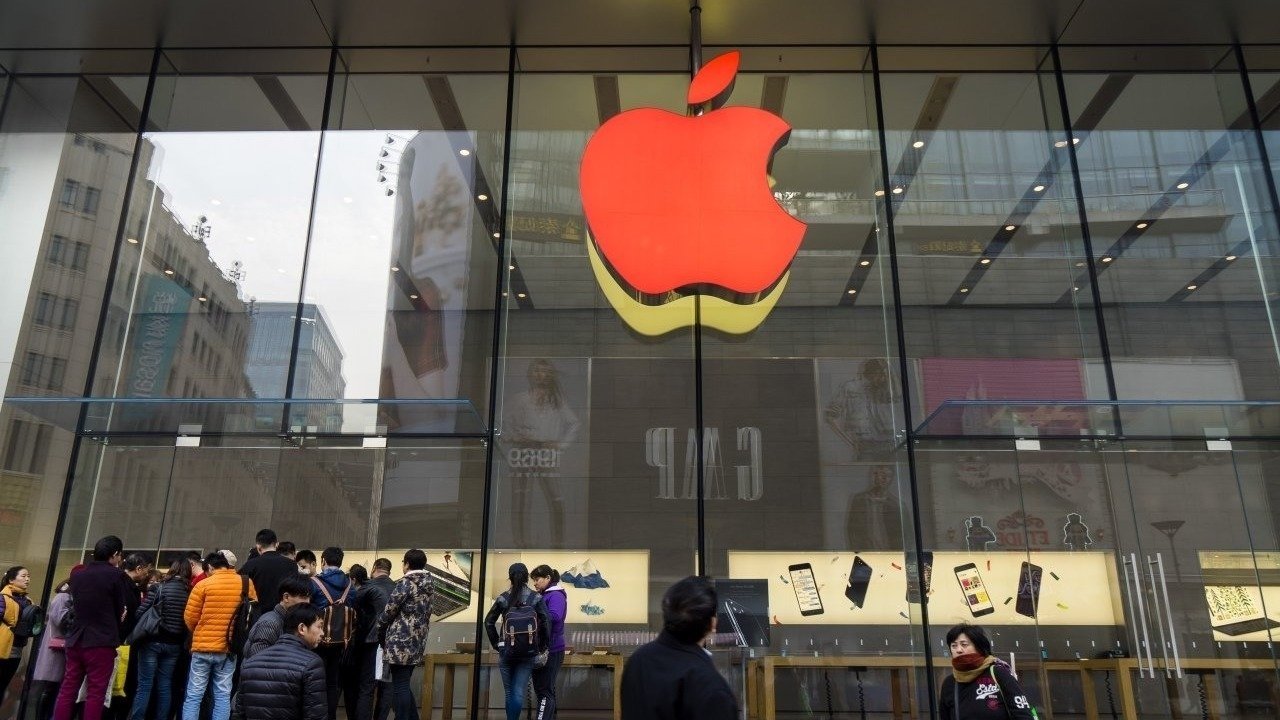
left=312, top=577, right=356, bottom=648
left=502, top=592, right=540, bottom=659
left=2, top=594, right=43, bottom=646
left=226, top=577, right=255, bottom=655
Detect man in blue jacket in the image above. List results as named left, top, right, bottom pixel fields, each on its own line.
left=309, top=547, right=351, bottom=720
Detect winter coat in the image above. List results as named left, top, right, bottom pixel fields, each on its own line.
left=541, top=585, right=567, bottom=653
left=137, top=576, right=191, bottom=644
left=620, top=630, right=737, bottom=720
left=938, top=659, right=1035, bottom=720
left=0, top=582, right=29, bottom=658
left=243, top=604, right=286, bottom=661
left=239, top=634, right=326, bottom=720
left=185, top=568, right=256, bottom=654
left=483, top=586, right=550, bottom=654
left=68, top=561, right=130, bottom=649
left=374, top=571, right=433, bottom=666
left=32, top=590, right=71, bottom=682
left=309, top=568, right=350, bottom=611
left=238, top=551, right=297, bottom=609
left=359, top=576, right=394, bottom=644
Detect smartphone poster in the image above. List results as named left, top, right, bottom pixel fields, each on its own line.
left=954, top=562, right=995, bottom=617
left=715, top=579, right=771, bottom=647
left=789, top=562, right=825, bottom=615
left=1016, top=561, right=1043, bottom=618
left=846, top=556, right=873, bottom=609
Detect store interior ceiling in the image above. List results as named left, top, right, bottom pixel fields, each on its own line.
left=3, top=1, right=1280, bottom=50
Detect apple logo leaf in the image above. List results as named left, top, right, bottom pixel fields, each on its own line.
left=687, top=50, right=740, bottom=106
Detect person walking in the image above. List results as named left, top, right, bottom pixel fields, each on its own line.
left=356, top=559, right=393, bottom=720
left=938, top=623, right=1036, bottom=720
left=53, top=536, right=132, bottom=720
left=181, top=550, right=256, bottom=720
left=238, top=530, right=298, bottom=611
left=530, top=565, right=566, bottom=720
left=620, top=576, right=736, bottom=720
left=1, top=565, right=37, bottom=706
left=483, top=563, right=549, bottom=720
left=238, top=604, right=326, bottom=720
left=309, top=547, right=352, bottom=720
left=373, top=550, right=434, bottom=720
left=130, top=560, right=192, bottom=720
left=30, top=568, right=80, bottom=720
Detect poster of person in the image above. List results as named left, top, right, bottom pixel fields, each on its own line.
left=497, top=357, right=590, bottom=548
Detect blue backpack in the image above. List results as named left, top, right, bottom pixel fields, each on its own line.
left=502, top=593, right=540, bottom=659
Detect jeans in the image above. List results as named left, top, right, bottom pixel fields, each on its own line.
left=497, top=655, right=535, bottom=720
left=181, top=653, right=234, bottom=720
left=54, top=646, right=118, bottom=720
left=388, top=665, right=415, bottom=720
left=531, top=651, right=564, bottom=720
left=133, top=642, right=181, bottom=720
left=357, top=644, right=390, bottom=720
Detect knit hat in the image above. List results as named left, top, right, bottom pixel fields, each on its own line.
left=219, top=549, right=238, bottom=567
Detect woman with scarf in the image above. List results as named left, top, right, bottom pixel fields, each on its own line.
left=938, top=624, right=1037, bottom=720
left=1, top=566, right=37, bottom=707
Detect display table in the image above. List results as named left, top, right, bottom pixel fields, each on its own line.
left=746, top=655, right=925, bottom=720
left=420, top=651, right=624, bottom=720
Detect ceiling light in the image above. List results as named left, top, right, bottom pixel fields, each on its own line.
left=1033, top=185, right=1046, bottom=193
left=1054, top=140, right=1068, bottom=148
left=459, top=149, right=471, bottom=156
left=959, top=288, right=970, bottom=293
left=980, top=258, right=991, bottom=265
left=1004, top=224, right=1017, bottom=231
left=874, top=190, right=885, bottom=197
left=912, top=140, right=925, bottom=149
left=1226, top=254, right=1238, bottom=261
left=517, top=292, right=527, bottom=299
left=410, top=294, right=419, bottom=300
left=1100, top=256, right=1113, bottom=263
left=859, top=259, right=871, bottom=267
left=509, top=264, right=515, bottom=270
left=493, top=232, right=500, bottom=238
left=163, top=268, right=174, bottom=275
left=847, top=289, right=857, bottom=295
left=126, top=237, right=139, bottom=244
left=1136, top=222, right=1148, bottom=229
left=1072, top=137, right=1081, bottom=145
left=1186, top=284, right=1198, bottom=290
left=502, top=291, right=508, bottom=297
left=892, top=187, right=904, bottom=194
left=210, top=199, right=221, bottom=206
left=1072, top=286, right=1080, bottom=292
left=477, top=194, right=489, bottom=201
left=1176, top=182, right=1189, bottom=190
left=391, top=265, right=400, bottom=272
left=197, top=296, right=207, bottom=302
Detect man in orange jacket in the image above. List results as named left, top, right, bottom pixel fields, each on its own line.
left=182, top=550, right=256, bottom=720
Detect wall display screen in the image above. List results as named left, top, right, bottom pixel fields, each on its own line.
left=728, top=550, right=1119, bottom=626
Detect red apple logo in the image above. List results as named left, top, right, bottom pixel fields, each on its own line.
left=580, top=51, right=806, bottom=297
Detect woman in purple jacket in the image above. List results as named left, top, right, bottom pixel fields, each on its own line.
left=530, top=565, right=566, bottom=720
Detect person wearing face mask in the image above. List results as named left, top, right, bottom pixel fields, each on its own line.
left=1, top=565, right=38, bottom=707
left=938, top=624, right=1036, bottom=720
left=295, top=550, right=317, bottom=578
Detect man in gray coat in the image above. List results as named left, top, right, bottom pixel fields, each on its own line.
left=357, top=558, right=395, bottom=720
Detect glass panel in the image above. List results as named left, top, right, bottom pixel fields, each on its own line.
left=90, top=49, right=331, bottom=423
left=300, top=49, right=508, bottom=436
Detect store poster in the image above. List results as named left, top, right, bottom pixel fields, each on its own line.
left=483, top=549, right=649, bottom=624
left=727, top=550, right=1120, bottom=627
left=344, top=548, right=478, bottom=622
left=1199, top=551, right=1280, bottom=642
left=497, top=357, right=590, bottom=548
left=716, top=578, right=771, bottom=647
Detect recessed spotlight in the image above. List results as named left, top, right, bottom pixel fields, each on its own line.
left=1033, top=185, right=1046, bottom=193
left=959, top=287, right=970, bottom=293
left=846, top=289, right=857, bottom=295
left=1136, top=222, right=1148, bottom=229
left=163, top=268, right=174, bottom=275
left=859, top=260, right=872, bottom=267
left=391, top=265, right=400, bottom=272
left=126, top=237, right=139, bottom=244
left=410, top=294, right=419, bottom=300
left=1075, top=262, right=1085, bottom=267
left=493, top=232, right=501, bottom=238
left=1004, top=225, right=1017, bottom=231
left=874, top=190, right=886, bottom=197
left=197, top=296, right=207, bottom=302
left=912, top=140, right=925, bottom=149
left=1100, top=256, right=1113, bottom=263
left=477, top=194, right=489, bottom=201
left=502, top=291, right=508, bottom=297
left=1054, top=140, right=1068, bottom=148
left=1186, top=284, right=1198, bottom=290
left=1072, top=286, right=1080, bottom=292
left=980, top=258, right=991, bottom=265
left=1176, top=182, right=1189, bottom=190
left=459, top=149, right=471, bottom=156
left=1225, top=254, right=1238, bottom=261
left=892, top=187, right=904, bottom=194
left=509, top=264, right=515, bottom=271
left=1072, top=137, right=1081, bottom=145
left=517, top=292, right=527, bottom=299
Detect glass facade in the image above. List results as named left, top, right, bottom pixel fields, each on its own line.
left=4, top=39, right=1280, bottom=720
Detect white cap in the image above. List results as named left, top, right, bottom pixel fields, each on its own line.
left=219, top=549, right=238, bottom=567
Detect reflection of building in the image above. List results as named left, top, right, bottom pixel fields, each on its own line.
left=247, top=302, right=346, bottom=431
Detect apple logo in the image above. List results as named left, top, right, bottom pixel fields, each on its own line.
left=580, top=51, right=806, bottom=302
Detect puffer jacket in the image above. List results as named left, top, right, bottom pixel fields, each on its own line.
left=0, top=582, right=27, bottom=658
left=138, top=576, right=191, bottom=644
left=239, top=633, right=325, bottom=720
left=185, top=568, right=256, bottom=653
left=541, top=584, right=568, bottom=653
left=358, top=575, right=393, bottom=644
left=374, top=570, right=434, bottom=666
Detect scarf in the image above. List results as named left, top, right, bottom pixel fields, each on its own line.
left=950, top=652, right=996, bottom=683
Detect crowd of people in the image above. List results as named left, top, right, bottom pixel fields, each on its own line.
left=0, top=531, right=583, bottom=720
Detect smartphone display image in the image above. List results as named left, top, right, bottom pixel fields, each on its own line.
left=788, top=562, right=825, bottom=616
left=845, top=556, right=873, bottom=609
left=954, top=562, right=995, bottom=617
left=1016, top=561, right=1043, bottom=618
left=905, top=551, right=934, bottom=604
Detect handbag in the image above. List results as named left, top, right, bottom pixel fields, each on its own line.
left=126, top=584, right=165, bottom=646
